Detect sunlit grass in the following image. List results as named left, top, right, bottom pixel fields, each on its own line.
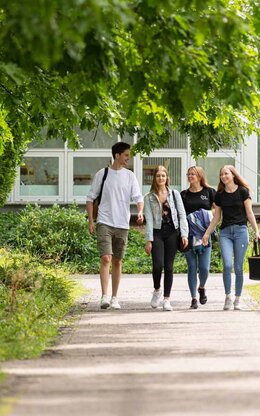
left=0, top=248, right=84, bottom=361
left=245, top=284, right=260, bottom=305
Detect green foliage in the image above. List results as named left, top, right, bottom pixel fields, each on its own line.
left=15, top=204, right=94, bottom=266
left=0, top=212, right=20, bottom=247
left=0, top=0, right=259, bottom=207
left=0, top=248, right=77, bottom=360
left=0, top=204, right=223, bottom=273
left=0, top=110, right=28, bottom=206
left=123, top=228, right=152, bottom=273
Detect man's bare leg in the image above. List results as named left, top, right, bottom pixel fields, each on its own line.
left=100, top=254, right=112, bottom=295
left=111, top=257, right=122, bottom=297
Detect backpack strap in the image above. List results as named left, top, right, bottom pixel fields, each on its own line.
left=97, top=167, right=108, bottom=205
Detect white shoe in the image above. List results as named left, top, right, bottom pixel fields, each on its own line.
left=100, top=295, right=110, bottom=309
left=234, top=298, right=241, bottom=310
left=151, top=290, right=161, bottom=309
left=110, top=296, right=121, bottom=310
left=223, top=296, right=232, bottom=311
left=163, top=299, right=173, bottom=311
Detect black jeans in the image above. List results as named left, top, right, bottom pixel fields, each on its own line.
left=152, top=225, right=179, bottom=297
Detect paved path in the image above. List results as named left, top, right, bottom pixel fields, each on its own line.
left=2, top=273, right=260, bottom=416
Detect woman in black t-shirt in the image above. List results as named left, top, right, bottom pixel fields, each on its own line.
left=181, top=166, right=216, bottom=310
left=203, top=165, right=260, bottom=311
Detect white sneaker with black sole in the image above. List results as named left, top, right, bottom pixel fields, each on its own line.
left=100, top=295, right=110, bottom=309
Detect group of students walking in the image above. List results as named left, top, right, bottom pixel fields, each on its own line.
left=86, top=142, right=260, bottom=312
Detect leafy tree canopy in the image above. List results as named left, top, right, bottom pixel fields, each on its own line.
left=0, top=0, right=259, bottom=202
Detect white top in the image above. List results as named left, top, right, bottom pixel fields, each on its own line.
left=86, top=167, right=143, bottom=229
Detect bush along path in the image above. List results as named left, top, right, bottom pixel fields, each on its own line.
left=0, top=248, right=80, bottom=361
left=0, top=203, right=225, bottom=274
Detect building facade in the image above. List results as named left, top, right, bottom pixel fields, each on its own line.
left=7, top=127, right=260, bottom=209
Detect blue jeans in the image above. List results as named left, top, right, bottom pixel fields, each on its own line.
left=184, top=246, right=212, bottom=298
left=219, top=224, right=249, bottom=296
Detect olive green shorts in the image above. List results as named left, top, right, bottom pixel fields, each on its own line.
left=96, top=223, right=129, bottom=259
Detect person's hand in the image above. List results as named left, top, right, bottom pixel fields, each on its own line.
left=145, top=241, right=152, bottom=255
left=88, top=220, right=95, bottom=235
left=137, top=212, right=144, bottom=225
left=254, top=231, right=260, bottom=241
left=182, top=237, right=189, bottom=249
left=202, top=233, right=209, bottom=246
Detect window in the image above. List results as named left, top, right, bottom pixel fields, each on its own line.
left=142, top=157, right=182, bottom=194
left=20, top=156, right=60, bottom=196
left=197, top=157, right=235, bottom=189
left=72, top=156, right=111, bottom=197
left=71, top=155, right=134, bottom=198
left=162, top=131, right=188, bottom=149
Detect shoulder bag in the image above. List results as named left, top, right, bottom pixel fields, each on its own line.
left=248, top=239, right=260, bottom=280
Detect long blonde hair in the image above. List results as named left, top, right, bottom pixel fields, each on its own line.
left=187, top=166, right=210, bottom=188
left=150, top=165, right=169, bottom=194
left=217, top=165, right=252, bottom=194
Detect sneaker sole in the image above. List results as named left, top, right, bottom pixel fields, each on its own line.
left=100, top=302, right=110, bottom=309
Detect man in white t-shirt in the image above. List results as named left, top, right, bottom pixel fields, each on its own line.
left=86, top=142, right=144, bottom=310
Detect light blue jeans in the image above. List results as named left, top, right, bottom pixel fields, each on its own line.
left=184, top=246, right=212, bottom=298
left=219, top=224, right=249, bottom=296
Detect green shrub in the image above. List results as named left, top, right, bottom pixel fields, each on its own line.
left=0, top=248, right=77, bottom=360
left=0, top=205, right=226, bottom=274
left=15, top=204, right=92, bottom=264
left=0, top=212, right=21, bottom=248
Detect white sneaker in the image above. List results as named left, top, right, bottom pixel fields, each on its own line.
left=110, top=296, right=121, bottom=310
left=234, top=298, right=241, bottom=310
left=223, top=296, right=232, bottom=311
left=100, top=295, right=110, bottom=309
left=163, top=299, right=173, bottom=311
left=151, top=290, right=161, bottom=309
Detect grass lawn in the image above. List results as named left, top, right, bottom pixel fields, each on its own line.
left=245, top=283, right=260, bottom=305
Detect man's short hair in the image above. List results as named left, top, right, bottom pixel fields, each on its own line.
left=112, top=142, right=131, bottom=159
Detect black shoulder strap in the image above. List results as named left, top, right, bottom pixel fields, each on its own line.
left=172, top=190, right=180, bottom=223
left=98, top=167, right=108, bottom=204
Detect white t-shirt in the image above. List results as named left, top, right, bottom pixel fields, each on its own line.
left=86, top=167, right=143, bottom=229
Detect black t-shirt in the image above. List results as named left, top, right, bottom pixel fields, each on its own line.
left=181, top=187, right=216, bottom=216
left=214, top=186, right=250, bottom=229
